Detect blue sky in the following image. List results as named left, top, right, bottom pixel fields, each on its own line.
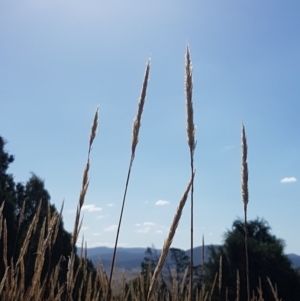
left=1, top=1, right=300, bottom=255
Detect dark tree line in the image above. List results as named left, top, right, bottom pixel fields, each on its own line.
left=205, top=219, right=300, bottom=301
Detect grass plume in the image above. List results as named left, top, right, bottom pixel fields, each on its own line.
left=241, top=122, right=250, bottom=301
left=185, top=44, right=196, bottom=301
left=107, top=60, right=151, bottom=301
left=66, top=107, right=99, bottom=301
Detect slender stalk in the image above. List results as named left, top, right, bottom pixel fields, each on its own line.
left=267, top=277, right=280, bottom=301
left=236, top=270, right=240, bottom=301
left=218, top=255, right=222, bottom=301
left=208, top=272, right=218, bottom=301
left=185, top=45, right=196, bottom=301
left=12, top=197, right=26, bottom=259
left=147, top=172, right=195, bottom=301
left=241, top=123, right=250, bottom=301
left=66, top=107, right=99, bottom=301
left=200, top=235, right=205, bottom=301
left=201, top=235, right=205, bottom=284
left=107, top=60, right=151, bottom=301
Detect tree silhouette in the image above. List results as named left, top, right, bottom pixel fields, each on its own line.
left=205, top=218, right=300, bottom=301
left=0, top=137, right=18, bottom=279
left=0, top=135, right=93, bottom=299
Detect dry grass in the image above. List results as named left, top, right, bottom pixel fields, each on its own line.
left=0, top=46, right=287, bottom=301
left=241, top=123, right=250, bottom=301
left=147, top=173, right=194, bottom=301
left=185, top=45, right=196, bottom=301
left=107, top=59, right=151, bottom=301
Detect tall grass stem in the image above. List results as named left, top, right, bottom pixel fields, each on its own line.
left=107, top=60, right=151, bottom=301
left=241, top=123, right=250, bottom=301
left=185, top=44, right=196, bottom=301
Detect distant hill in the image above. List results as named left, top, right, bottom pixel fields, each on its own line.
left=86, top=247, right=147, bottom=272
left=79, top=246, right=300, bottom=273
left=287, top=253, right=300, bottom=269
left=78, top=246, right=217, bottom=272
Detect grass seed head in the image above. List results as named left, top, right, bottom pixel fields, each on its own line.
left=132, top=60, right=151, bottom=156
left=241, top=123, right=249, bottom=208
left=185, top=45, right=196, bottom=153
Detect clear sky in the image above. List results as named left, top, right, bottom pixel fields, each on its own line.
left=1, top=1, right=300, bottom=255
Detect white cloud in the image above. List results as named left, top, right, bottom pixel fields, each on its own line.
left=155, top=200, right=170, bottom=206
left=87, top=242, right=128, bottom=248
left=135, top=223, right=141, bottom=227
left=97, top=214, right=109, bottom=219
left=143, top=222, right=155, bottom=226
left=81, top=226, right=89, bottom=231
left=93, top=232, right=101, bottom=236
left=82, top=204, right=102, bottom=212
left=135, top=227, right=150, bottom=234
left=104, top=225, right=117, bottom=232
left=280, top=177, right=297, bottom=183
left=155, top=230, right=163, bottom=234
left=107, top=203, right=114, bottom=207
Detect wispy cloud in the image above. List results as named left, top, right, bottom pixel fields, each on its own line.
left=82, top=204, right=102, bottom=212
left=107, top=203, right=114, bottom=207
left=136, top=227, right=150, bottom=234
left=155, top=200, right=170, bottom=206
left=97, top=214, right=109, bottom=219
left=143, top=222, right=155, bottom=226
left=135, top=223, right=141, bottom=227
left=87, top=242, right=128, bottom=248
left=104, top=225, right=117, bottom=232
left=93, top=232, right=101, bottom=236
left=280, top=177, right=297, bottom=183
left=156, top=230, right=163, bottom=234
left=224, top=145, right=235, bottom=150
left=81, top=226, right=89, bottom=231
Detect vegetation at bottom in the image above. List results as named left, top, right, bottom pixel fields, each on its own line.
left=1, top=48, right=300, bottom=301
left=1, top=132, right=300, bottom=301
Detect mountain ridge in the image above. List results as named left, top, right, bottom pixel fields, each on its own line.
left=78, top=246, right=300, bottom=272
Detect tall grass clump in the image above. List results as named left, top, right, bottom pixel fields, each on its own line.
left=0, top=45, right=292, bottom=301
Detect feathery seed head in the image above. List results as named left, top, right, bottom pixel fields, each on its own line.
left=241, top=123, right=249, bottom=208
left=89, top=107, right=99, bottom=149
left=131, top=60, right=151, bottom=155
left=185, top=46, right=196, bottom=152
